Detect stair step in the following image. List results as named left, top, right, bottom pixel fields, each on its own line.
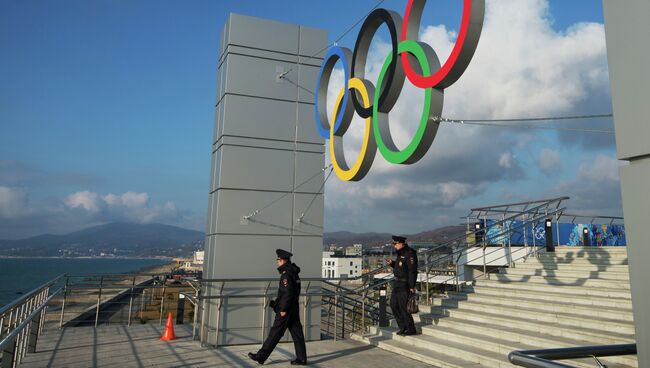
left=350, top=332, right=482, bottom=367
left=489, top=273, right=631, bottom=289
left=515, top=262, right=630, bottom=272
left=524, top=257, right=628, bottom=265
left=424, top=300, right=635, bottom=334
left=546, top=247, right=628, bottom=254
left=456, top=285, right=632, bottom=309
left=440, top=292, right=634, bottom=322
left=413, top=317, right=637, bottom=367
left=422, top=308, right=635, bottom=344
left=503, top=267, right=630, bottom=281
left=473, top=279, right=631, bottom=299
left=368, top=326, right=512, bottom=367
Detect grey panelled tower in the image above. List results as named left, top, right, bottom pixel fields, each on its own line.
left=202, top=14, right=327, bottom=346
left=603, top=0, right=650, bottom=365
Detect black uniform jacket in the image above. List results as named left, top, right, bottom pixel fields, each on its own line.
left=389, top=245, right=418, bottom=289
left=273, top=262, right=301, bottom=314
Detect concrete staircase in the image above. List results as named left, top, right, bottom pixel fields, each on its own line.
left=352, top=247, right=637, bottom=367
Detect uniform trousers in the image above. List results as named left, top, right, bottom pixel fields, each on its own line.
left=257, top=307, right=307, bottom=361
left=390, top=283, right=416, bottom=333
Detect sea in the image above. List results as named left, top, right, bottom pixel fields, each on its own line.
left=0, top=258, right=170, bottom=308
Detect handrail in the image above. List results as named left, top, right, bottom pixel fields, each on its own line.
left=0, top=274, right=64, bottom=316
left=508, top=343, right=637, bottom=368
left=366, top=206, right=565, bottom=292
left=361, top=197, right=568, bottom=281
left=469, top=197, right=570, bottom=213
left=0, top=288, right=63, bottom=351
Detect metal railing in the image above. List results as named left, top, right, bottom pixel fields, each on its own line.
left=56, top=273, right=197, bottom=328
left=508, top=343, right=637, bottom=368
left=195, top=276, right=392, bottom=347
left=0, top=276, right=63, bottom=368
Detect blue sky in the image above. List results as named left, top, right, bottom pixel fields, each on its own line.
left=0, top=0, right=620, bottom=239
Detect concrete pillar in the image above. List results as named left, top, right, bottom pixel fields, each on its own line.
left=603, top=1, right=650, bottom=364
left=202, top=14, right=327, bottom=346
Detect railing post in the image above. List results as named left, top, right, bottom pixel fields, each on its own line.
left=303, top=281, right=311, bottom=339
left=127, top=276, right=135, bottom=326
left=361, top=290, right=366, bottom=335
left=334, top=294, right=338, bottom=341
left=159, top=286, right=166, bottom=325
left=1, top=336, right=16, bottom=368
left=59, top=278, right=68, bottom=329
left=27, top=300, right=42, bottom=353
left=192, top=289, right=200, bottom=340
left=139, top=288, right=145, bottom=321
left=483, top=245, right=487, bottom=279
left=261, top=281, right=271, bottom=343
left=378, top=286, right=388, bottom=327
left=94, top=276, right=103, bottom=328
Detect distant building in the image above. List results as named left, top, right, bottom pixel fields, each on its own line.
left=345, top=244, right=363, bottom=256
left=322, top=255, right=362, bottom=279
left=193, top=250, right=204, bottom=265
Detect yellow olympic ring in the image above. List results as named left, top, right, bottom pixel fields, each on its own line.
left=330, top=78, right=377, bottom=182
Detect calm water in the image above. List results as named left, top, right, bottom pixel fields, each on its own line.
left=0, top=258, right=169, bottom=308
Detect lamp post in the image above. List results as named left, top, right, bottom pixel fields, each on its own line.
left=582, top=227, right=590, bottom=247
left=474, top=222, right=483, bottom=244
left=545, top=219, right=554, bottom=252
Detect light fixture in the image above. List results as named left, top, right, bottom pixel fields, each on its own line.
left=545, top=219, right=552, bottom=227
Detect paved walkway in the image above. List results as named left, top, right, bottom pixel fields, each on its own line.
left=21, top=324, right=433, bottom=367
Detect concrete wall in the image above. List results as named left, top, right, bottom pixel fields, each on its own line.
left=603, top=1, right=650, bottom=364
left=202, top=13, right=327, bottom=346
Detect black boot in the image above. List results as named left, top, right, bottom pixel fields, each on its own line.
left=395, top=328, right=407, bottom=336
left=290, top=358, right=307, bottom=365
left=248, top=352, right=265, bottom=365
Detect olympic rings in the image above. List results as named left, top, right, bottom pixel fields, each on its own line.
left=315, top=0, right=485, bottom=181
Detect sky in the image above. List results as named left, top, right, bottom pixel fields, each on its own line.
left=0, top=0, right=622, bottom=239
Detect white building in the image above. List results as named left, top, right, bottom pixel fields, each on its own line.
left=322, top=254, right=362, bottom=279
left=193, top=250, right=204, bottom=265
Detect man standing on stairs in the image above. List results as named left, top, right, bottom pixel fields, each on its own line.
left=386, top=235, right=419, bottom=336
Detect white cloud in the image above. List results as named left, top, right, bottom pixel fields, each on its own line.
left=498, top=153, right=514, bottom=169
left=66, top=191, right=102, bottom=212
left=0, top=189, right=192, bottom=239
left=548, top=154, right=625, bottom=216
left=577, top=154, right=622, bottom=182
left=0, top=186, right=29, bottom=219
left=538, top=148, right=562, bottom=174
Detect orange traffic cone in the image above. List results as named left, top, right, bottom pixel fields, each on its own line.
left=160, top=312, right=177, bottom=341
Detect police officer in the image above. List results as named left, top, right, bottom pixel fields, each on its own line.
left=248, top=249, right=307, bottom=365
left=385, top=235, right=419, bottom=335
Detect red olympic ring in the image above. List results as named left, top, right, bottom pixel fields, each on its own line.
left=401, top=0, right=484, bottom=89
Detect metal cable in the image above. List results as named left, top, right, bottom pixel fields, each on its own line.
left=439, top=118, right=615, bottom=134
left=243, top=164, right=333, bottom=220
left=298, top=167, right=334, bottom=221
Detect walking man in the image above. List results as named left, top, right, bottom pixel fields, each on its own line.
left=248, top=249, right=307, bottom=365
left=385, top=235, right=419, bottom=335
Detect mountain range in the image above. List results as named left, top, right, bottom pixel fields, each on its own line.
left=0, top=222, right=204, bottom=257
left=0, top=222, right=467, bottom=257
left=323, top=225, right=467, bottom=247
